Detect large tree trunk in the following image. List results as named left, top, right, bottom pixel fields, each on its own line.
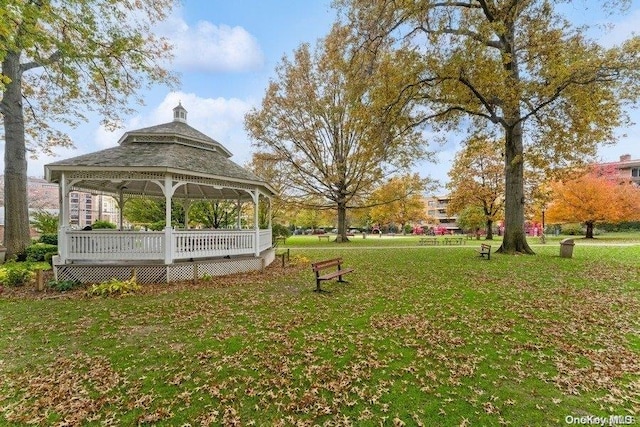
left=585, top=221, right=595, bottom=238
left=2, top=51, right=31, bottom=258
left=336, top=200, right=348, bottom=243
left=485, top=218, right=493, bottom=240
left=497, top=124, right=534, bottom=254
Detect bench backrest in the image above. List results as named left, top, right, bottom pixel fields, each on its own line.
left=311, top=258, right=343, bottom=272
left=481, top=244, right=491, bottom=249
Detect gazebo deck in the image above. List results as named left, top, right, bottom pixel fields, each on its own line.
left=54, top=228, right=274, bottom=283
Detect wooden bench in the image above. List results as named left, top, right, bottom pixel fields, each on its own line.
left=477, top=243, right=491, bottom=260
left=275, top=236, right=287, bottom=245
left=311, top=257, right=354, bottom=292
left=317, top=234, right=331, bottom=242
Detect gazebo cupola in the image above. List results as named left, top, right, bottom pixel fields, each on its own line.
left=173, top=102, right=187, bottom=123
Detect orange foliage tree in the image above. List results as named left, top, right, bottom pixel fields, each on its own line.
left=546, top=168, right=640, bottom=238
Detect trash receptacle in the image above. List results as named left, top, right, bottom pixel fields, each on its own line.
left=362, top=232, right=366, bottom=239
left=559, top=238, right=575, bottom=258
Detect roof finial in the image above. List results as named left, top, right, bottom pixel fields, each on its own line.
left=173, top=102, right=187, bottom=123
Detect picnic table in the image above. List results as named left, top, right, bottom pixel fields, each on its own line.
left=418, top=237, right=438, bottom=245
left=443, top=237, right=465, bottom=245
left=318, top=234, right=331, bottom=242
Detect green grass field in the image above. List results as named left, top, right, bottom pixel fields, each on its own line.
left=1, top=234, right=639, bottom=426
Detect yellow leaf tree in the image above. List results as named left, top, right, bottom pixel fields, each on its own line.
left=338, top=0, right=640, bottom=254
left=368, top=174, right=432, bottom=234
left=446, top=136, right=504, bottom=239
left=245, top=25, right=431, bottom=243
left=546, top=168, right=640, bottom=238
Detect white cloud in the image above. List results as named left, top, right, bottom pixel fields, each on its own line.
left=154, top=92, right=256, bottom=163
left=160, top=9, right=264, bottom=73
left=22, top=92, right=258, bottom=178
left=119, top=92, right=256, bottom=164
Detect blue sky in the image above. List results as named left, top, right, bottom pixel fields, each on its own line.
left=22, top=0, right=640, bottom=191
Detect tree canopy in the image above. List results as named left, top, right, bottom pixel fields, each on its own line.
left=338, top=0, right=640, bottom=254
left=546, top=166, right=640, bottom=238
left=368, top=173, right=431, bottom=234
left=1, top=0, right=177, bottom=257
left=446, top=136, right=504, bottom=239
left=245, top=24, right=431, bottom=242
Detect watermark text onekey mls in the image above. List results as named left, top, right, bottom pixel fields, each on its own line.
left=565, top=415, right=636, bottom=426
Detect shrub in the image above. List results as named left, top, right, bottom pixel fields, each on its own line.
left=561, top=223, right=584, bottom=236
left=87, top=277, right=141, bottom=297
left=38, top=234, right=58, bottom=245
left=26, top=243, right=58, bottom=262
left=0, top=262, right=34, bottom=287
left=48, top=279, right=83, bottom=292
left=272, top=223, right=291, bottom=239
left=44, top=252, right=55, bottom=266
left=31, top=210, right=59, bottom=234
left=92, top=220, right=117, bottom=229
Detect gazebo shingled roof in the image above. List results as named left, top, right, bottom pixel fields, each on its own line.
left=45, top=103, right=274, bottom=201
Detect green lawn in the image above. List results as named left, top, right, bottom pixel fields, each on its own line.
left=1, top=235, right=639, bottom=425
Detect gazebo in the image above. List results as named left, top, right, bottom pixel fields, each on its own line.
left=45, top=103, right=276, bottom=283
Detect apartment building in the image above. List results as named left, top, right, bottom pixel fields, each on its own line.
left=424, top=195, right=460, bottom=233
left=609, top=154, right=640, bottom=185
left=65, top=192, right=121, bottom=228
left=0, top=176, right=121, bottom=228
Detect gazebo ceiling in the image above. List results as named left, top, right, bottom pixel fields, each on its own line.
left=45, top=104, right=275, bottom=201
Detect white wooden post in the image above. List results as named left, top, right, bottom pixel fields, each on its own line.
left=58, top=172, right=69, bottom=263
left=164, top=174, right=174, bottom=264
left=267, top=195, right=273, bottom=230
left=252, top=189, right=260, bottom=256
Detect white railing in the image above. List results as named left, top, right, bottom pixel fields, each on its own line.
left=61, top=228, right=270, bottom=263
left=259, top=229, right=272, bottom=252
left=66, top=230, right=165, bottom=261
left=173, top=229, right=255, bottom=260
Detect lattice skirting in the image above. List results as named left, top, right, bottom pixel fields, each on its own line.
left=54, top=249, right=276, bottom=284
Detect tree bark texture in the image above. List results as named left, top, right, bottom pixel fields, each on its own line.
left=585, top=221, right=595, bottom=239
left=336, top=200, right=348, bottom=243
left=498, top=124, right=534, bottom=254
left=485, top=218, right=494, bottom=240
left=2, top=51, right=32, bottom=258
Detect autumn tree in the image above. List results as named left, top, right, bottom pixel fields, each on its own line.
left=446, top=136, right=504, bottom=239
left=245, top=24, right=430, bottom=242
left=546, top=168, right=640, bottom=238
left=368, top=173, right=431, bottom=234
left=339, top=0, right=640, bottom=254
left=246, top=152, right=292, bottom=226
left=456, top=205, right=487, bottom=238
left=1, top=0, right=177, bottom=257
